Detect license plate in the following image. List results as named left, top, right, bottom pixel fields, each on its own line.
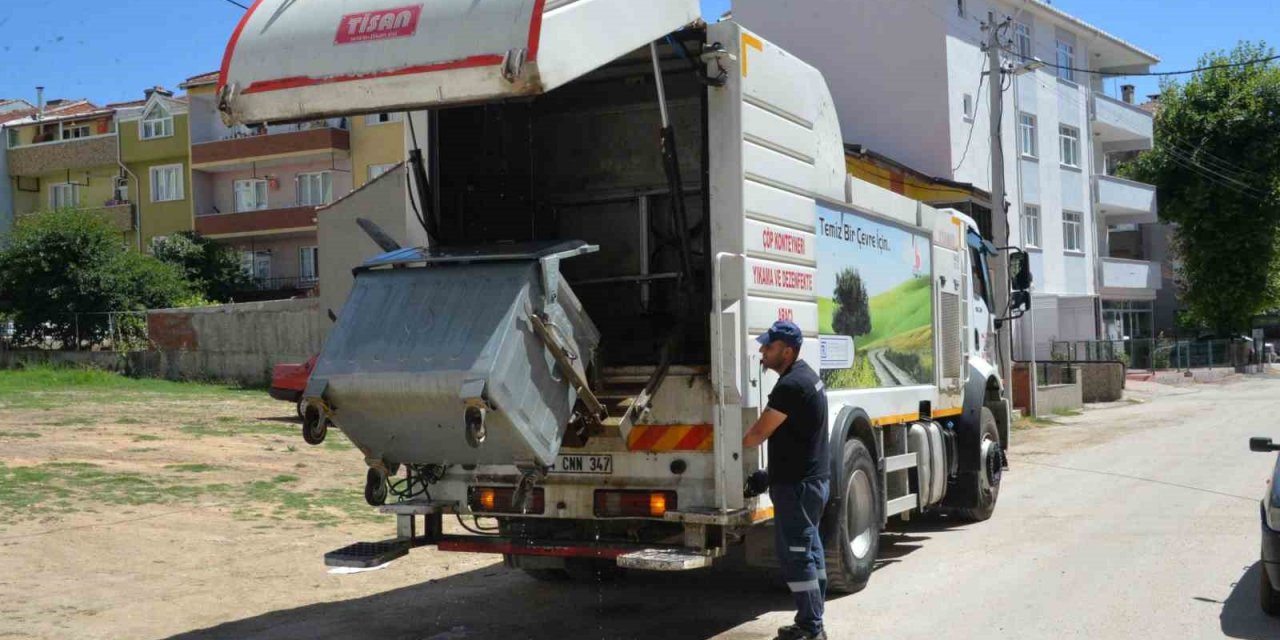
left=553, top=454, right=613, bottom=475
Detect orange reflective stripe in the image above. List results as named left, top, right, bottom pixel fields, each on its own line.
left=627, top=425, right=714, bottom=452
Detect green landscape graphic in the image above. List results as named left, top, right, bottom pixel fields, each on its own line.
left=816, top=205, right=933, bottom=390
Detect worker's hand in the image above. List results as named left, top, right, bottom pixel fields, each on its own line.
left=742, top=408, right=787, bottom=448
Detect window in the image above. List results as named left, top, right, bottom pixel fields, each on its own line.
left=297, top=172, right=333, bottom=206
left=1015, top=22, right=1033, bottom=61
left=141, top=103, right=174, bottom=139
left=113, top=176, right=130, bottom=203
left=962, top=94, right=974, bottom=120
left=956, top=0, right=966, bottom=18
left=234, top=179, right=269, bottom=212
left=49, top=183, right=79, bottom=209
left=966, top=230, right=993, bottom=310
left=1063, top=211, right=1083, bottom=252
left=240, top=250, right=271, bottom=281
left=299, top=246, right=319, bottom=282
left=1058, top=125, right=1080, bottom=168
left=1056, top=40, right=1076, bottom=83
left=150, top=164, right=184, bottom=202
left=367, top=163, right=397, bottom=182
left=1021, top=205, right=1041, bottom=247
left=61, top=124, right=91, bottom=140
left=1018, top=113, right=1037, bottom=158
left=6, top=128, right=18, bottom=148
left=364, top=112, right=402, bottom=126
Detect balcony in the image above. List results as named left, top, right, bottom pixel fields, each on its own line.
left=7, top=134, right=119, bottom=176
left=191, top=126, right=349, bottom=171
left=17, top=203, right=134, bottom=232
left=194, top=206, right=317, bottom=238
left=1091, top=92, right=1153, bottom=152
left=1100, top=257, right=1162, bottom=300
left=1095, top=174, right=1158, bottom=225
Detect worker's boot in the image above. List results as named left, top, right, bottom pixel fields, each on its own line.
left=775, top=624, right=827, bottom=640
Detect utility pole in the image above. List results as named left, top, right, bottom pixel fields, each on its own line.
left=985, top=11, right=1014, bottom=405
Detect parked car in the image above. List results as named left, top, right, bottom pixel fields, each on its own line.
left=269, top=354, right=318, bottom=419
left=1250, top=436, right=1280, bottom=615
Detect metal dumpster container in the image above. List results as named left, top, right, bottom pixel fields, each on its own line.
left=305, top=241, right=600, bottom=469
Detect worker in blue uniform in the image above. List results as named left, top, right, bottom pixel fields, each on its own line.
left=743, top=320, right=831, bottom=640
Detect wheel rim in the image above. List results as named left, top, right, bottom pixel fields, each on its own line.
left=846, top=468, right=874, bottom=559
left=979, top=434, right=1002, bottom=496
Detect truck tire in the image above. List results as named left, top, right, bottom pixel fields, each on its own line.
left=1261, top=559, right=1280, bottom=616
left=825, top=438, right=881, bottom=594
left=952, top=407, right=1002, bottom=522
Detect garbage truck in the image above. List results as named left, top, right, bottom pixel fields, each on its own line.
left=217, top=0, right=1032, bottom=591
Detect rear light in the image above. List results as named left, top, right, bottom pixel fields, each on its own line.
left=593, top=490, right=676, bottom=518
left=468, top=486, right=545, bottom=515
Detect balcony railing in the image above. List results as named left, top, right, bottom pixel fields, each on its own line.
left=194, top=205, right=318, bottom=237
left=1094, top=174, right=1158, bottom=225
left=1091, top=92, right=1153, bottom=151
left=1100, top=257, right=1162, bottom=296
left=190, top=127, right=349, bottom=168
left=239, top=276, right=318, bottom=292
left=7, top=133, right=119, bottom=176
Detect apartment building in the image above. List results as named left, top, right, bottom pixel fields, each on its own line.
left=3, top=97, right=135, bottom=243
left=182, top=71, right=353, bottom=300
left=113, top=86, right=195, bottom=249
left=0, top=99, right=36, bottom=239
left=734, top=0, right=1162, bottom=358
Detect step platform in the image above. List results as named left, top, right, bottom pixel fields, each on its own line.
left=324, top=539, right=411, bottom=569
left=615, top=548, right=716, bottom=571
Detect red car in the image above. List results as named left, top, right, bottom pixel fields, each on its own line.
left=270, top=354, right=318, bottom=418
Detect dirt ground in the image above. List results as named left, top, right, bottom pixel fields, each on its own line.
left=0, top=369, right=501, bottom=640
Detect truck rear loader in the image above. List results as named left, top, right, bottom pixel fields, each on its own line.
left=217, top=0, right=1032, bottom=590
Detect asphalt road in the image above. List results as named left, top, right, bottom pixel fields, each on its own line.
left=172, top=375, right=1280, bottom=640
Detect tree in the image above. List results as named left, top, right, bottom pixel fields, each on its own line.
left=832, top=268, right=872, bottom=338
left=0, top=210, right=192, bottom=346
left=1122, top=42, right=1280, bottom=333
left=151, top=231, right=252, bottom=302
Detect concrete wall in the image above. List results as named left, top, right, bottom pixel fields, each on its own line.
left=317, top=163, right=428, bottom=324
left=1035, top=382, right=1083, bottom=416
left=1078, top=362, right=1124, bottom=403
left=143, top=298, right=322, bottom=385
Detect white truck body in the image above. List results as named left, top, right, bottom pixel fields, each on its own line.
left=220, top=0, right=1015, bottom=578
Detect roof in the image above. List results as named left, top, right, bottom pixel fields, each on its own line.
left=845, top=143, right=991, bottom=201
left=180, top=71, right=220, bottom=89
left=1018, top=0, right=1160, bottom=65
left=3, top=100, right=112, bottom=127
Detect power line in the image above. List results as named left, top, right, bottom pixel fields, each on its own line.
left=1164, top=136, right=1268, bottom=181
left=1162, top=149, right=1268, bottom=201
left=1004, top=47, right=1280, bottom=79
left=954, top=48, right=991, bottom=174
left=219, top=0, right=249, bottom=9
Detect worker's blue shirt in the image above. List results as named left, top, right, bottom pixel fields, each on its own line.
left=765, top=359, right=829, bottom=483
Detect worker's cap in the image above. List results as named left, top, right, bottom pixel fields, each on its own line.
left=755, top=320, right=803, bottom=349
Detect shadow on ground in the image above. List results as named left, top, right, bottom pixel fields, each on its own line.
left=1219, top=562, right=1280, bottom=639
left=164, top=518, right=968, bottom=640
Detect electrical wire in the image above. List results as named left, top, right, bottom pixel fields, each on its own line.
left=455, top=514, right=501, bottom=535
left=1003, top=47, right=1280, bottom=79
left=953, top=53, right=989, bottom=173
left=1162, top=148, right=1268, bottom=197
left=219, top=0, right=249, bottom=9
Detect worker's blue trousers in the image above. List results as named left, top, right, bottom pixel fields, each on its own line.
left=770, top=476, right=830, bottom=635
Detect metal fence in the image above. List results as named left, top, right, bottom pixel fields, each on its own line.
left=1051, top=338, right=1244, bottom=371
left=0, top=312, right=150, bottom=352
left=1035, top=361, right=1078, bottom=387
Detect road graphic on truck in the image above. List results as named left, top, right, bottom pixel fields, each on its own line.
left=816, top=203, right=933, bottom=389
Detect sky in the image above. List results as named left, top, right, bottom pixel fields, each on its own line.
left=0, top=0, right=1274, bottom=107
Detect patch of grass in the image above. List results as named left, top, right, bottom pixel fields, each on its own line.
left=272, top=474, right=299, bottom=483
left=0, top=364, right=262, bottom=409
left=164, top=463, right=223, bottom=473
left=1052, top=408, right=1083, bottom=417
left=1013, top=415, right=1058, bottom=430
left=126, top=447, right=159, bottom=453
left=131, top=434, right=163, bottom=442
left=179, top=421, right=287, bottom=439
left=114, top=417, right=146, bottom=425
left=47, top=416, right=95, bottom=427
left=0, top=431, right=42, bottom=439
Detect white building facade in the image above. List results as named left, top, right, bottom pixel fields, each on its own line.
left=734, top=0, right=1161, bottom=359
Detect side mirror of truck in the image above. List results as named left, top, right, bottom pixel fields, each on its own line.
left=1251, top=437, right=1280, bottom=452
left=1009, top=250, right=1033, bottom=292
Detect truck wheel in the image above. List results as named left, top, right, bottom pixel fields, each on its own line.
left=364, top=468, right=388, bottom=506
left=302, top=404, right=327, bottom=445
left=952, top=407, right=1002, bottom=522
left=1262, top=559, right=1280, bottom=616
left=825, top=438, right=881, bottom=594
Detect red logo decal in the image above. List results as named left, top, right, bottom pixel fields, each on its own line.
left=778, top=308, right=794, bottom=321
left=336, top=5, right=422, bottom=45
